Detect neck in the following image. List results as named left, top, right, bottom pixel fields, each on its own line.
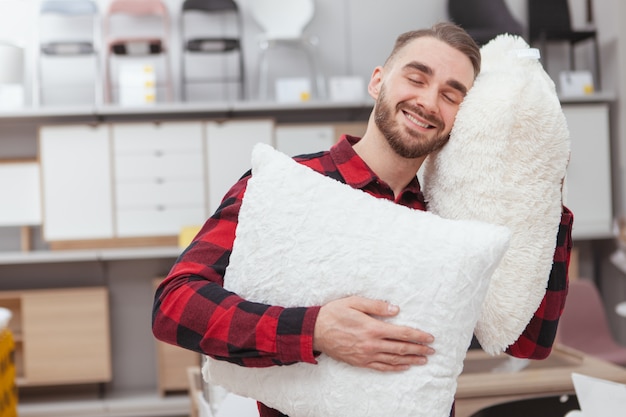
left=353, top=121, right=426, bottom=198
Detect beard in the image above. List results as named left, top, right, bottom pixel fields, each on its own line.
left=374, top=86, right=450, bottom=159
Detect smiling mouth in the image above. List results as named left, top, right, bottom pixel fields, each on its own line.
left=404, top=111, right=434, bottom=129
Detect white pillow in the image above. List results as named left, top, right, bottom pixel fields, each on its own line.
left=423, top=35, right=570, bottom=355
left=203, top=143, right=510, bottom=417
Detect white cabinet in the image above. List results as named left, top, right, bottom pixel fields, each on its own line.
left=0, top=161, right=41, bottom=226
left=38, top=120, right=278, bottom=242
left=39, top=124, right=114, bottom=241
left=112, top=122, right=207, bottom=237
left=275, top=124, right=336, bottom=157
left=562, top=103, right=613, bottom=239
left=35, top=102, right=614, bottom=244
left=205, top=119, right=274, bottom=214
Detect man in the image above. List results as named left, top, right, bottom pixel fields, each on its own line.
left=152, top=22, right=573, bottom=416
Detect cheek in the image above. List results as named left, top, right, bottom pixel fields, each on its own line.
left=441, top=108, right=459, bottom=134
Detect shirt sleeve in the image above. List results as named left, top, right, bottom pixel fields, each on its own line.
left=505, top=206, right=574, bottom=359
left=152, top=174, right=320, bottom=367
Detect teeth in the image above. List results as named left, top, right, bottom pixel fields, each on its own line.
left=406, top=112, right=430, bottom=128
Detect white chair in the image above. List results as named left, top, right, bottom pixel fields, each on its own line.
left=248, top=0, right=325, bottom=101
left=187, top=366, right=214, bottom=417
left=103, top=0, right=173, bottom=104
left=179, top=0, right=245, bottom=102
left=35, top=0, right=101, bottom=106
left=187, top=364, right=257, bottom=417
left=0, top=41, right=25, bottom=109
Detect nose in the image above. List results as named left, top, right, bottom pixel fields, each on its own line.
left=416, top=86, right=438, bottom=114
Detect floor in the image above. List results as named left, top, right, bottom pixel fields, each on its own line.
left=17, top=390, right=190, bottom=417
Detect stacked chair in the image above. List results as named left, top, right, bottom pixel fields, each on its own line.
left=179, top=0, right=245, bottom=101
left=102, top=0, right=173, bottom=104
left=35, top=0, right=101, bottom=106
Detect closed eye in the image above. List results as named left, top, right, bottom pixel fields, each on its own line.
left=442, top=93, right=461, bottom=104
left=408, top=77, right=425, bottom=86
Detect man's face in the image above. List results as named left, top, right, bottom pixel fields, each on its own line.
left=370, top=37, right=475, bottom=159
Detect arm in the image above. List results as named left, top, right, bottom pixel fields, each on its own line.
left=506, top=206, right=574, bottom=359
left=152, top=174, right=320, bottom=367
left=153, top=168, right=435, bottom=370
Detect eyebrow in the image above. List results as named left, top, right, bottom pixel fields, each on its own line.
left=403, top=61, right=469, bottom=96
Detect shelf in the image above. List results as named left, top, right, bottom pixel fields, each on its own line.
left=18, top=390, right=190, bottom=417
left=558, top=91, right=616, bottom=104
left=0, top=93, right=616, bottom=124
left=0, top=246, right=181, bottom=266
left=0, top=99, right=376, bottom=124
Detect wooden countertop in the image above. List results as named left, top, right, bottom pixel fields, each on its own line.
left=455, top=344, right=626, bottom=417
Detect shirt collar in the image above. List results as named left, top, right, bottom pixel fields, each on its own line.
left=329, top=134, right=424, bottom=199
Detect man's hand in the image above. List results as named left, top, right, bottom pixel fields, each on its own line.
left=313, top=295, right=435, bottom=372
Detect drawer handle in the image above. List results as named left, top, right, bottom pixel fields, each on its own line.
left=155, top=177, right=164, bottom=184
left=156, top=205, right=165, bottom=211
left=154, top=150, right=163, bottom=157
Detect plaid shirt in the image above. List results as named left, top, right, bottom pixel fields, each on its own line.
left=152, top=135, right=574, bottom=417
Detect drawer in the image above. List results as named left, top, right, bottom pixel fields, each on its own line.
left=39, top=124, right=115, bottom=241
left=275, top=124, right=335, bottom=156
left=114, top=152, right=204, bottom=180
left=0, top=161, right=42, bottom=226
left=205, top=119, right=274, bottom=214
left=116, top=206, right=206, bottom=237
left=112, top=122, right=204, bottom=154
left=115, top=179, right=205, bottom=208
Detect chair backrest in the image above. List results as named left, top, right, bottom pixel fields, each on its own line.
left=40, top=0, right=98, bottom=16
left=248, top=0, right=314, bottom=39
left=108, top=0, right=168, bottom=17
left=528, top=0, right=574, bottom=41
left=105, top=0, right=170, bottom=45
left=0, top=41, right=24, bottom=84
left=38, top=0, right=100, bottom=55
left=182, top=0, right=238, bottom=13
left=180, top=0, right=241, bottom=50
left=448, top=0, right=521, bottom=32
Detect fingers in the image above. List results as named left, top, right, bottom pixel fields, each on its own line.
left=369, top=362, right=411, bottom=372
left=367, top=355, right=426, bottom=372
left=347, top=295, right=400, bottom=318
left=362, top=347, right=433, bottom=372
left=347, top=296, right=435, bottom=345
left=380, top=321, right=435, bottom=346
left=376, top=337, right=435, bottom=358
left=313, top=295, right=437, bottom=372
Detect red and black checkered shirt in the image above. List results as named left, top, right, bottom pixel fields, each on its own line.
left=152, top=135, right=574, bottom=417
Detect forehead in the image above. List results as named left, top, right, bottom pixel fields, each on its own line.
left=390, top=37, right=475, bottom=88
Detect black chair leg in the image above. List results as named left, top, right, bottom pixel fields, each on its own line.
left=592, top=37, right=602, bottom=90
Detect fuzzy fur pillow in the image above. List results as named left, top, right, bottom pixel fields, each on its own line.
left=423, top=35, right=570, bottom=355
left=203, top=143, right=510, bottom=417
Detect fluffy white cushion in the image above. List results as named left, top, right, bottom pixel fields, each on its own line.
left=423, top=35, right=570, bottom=355
left=203, top=143, right=510, bottom=417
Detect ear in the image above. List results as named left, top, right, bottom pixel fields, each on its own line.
left=368, top=66, right=384, bottom=100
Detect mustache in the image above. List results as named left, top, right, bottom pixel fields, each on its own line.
left=399, top=104, right=444, bottom=129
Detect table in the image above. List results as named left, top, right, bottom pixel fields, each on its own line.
left=455, top=344, right=626, bottom=417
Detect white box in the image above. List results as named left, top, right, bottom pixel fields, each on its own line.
left=559, top=71, right=594, bottom=96
left=0, top=84, right=24, bottom=109
left=118, top=63, right=156, bottom=106
left=275, top=77, right=311, bottom=103
left=329, top=76, right=365, bottom=102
